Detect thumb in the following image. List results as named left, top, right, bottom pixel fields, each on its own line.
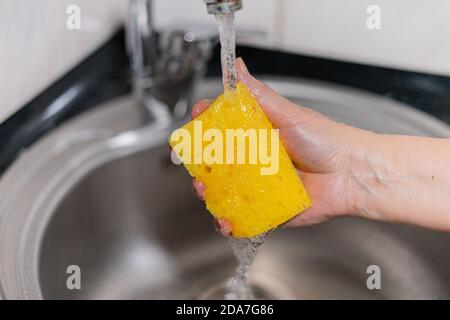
left=236, top=58, right=303, bottom=129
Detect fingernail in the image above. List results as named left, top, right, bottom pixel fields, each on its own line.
left=213, top=219, right=221, bottom=232
left=192, top=180, right=205, bottom=200
left=215, top=218, right=232, bottom=237
left=192, top=99, right=211, bottom=119
left=199, top=99, right=211, bottom=104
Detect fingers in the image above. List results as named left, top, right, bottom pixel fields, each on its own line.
left=191, top=61, right=306, bottom=237
left=191, top=100, right=210, bottom=200
left=192, top=180, right=233, bottom=237
left=193, top=100, right=231, bottom=233
left=191, top=99, right=211, bottom=119
left=236, top=58, right=303, bottom=128
left=283, top=169, right=344, bottom=228
left=192, top=180, right=233, bottom=236
left=283, top=210, right=332, bottom=228
left=214, top=218, right=233, bottom=237
left=192, top=179, right=206, bottom=200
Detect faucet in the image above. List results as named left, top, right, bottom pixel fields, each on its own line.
left=126, top=0, right=243, bottom=123
left=126, top=0, right=224, bottom=123
left=204, top=0, right=243, bottom=14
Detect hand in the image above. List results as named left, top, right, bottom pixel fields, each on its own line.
left=191, top=58, right=370, bottom=235
left=192, top=58, right=450, bottom=235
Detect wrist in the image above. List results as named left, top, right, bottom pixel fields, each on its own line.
left=347, top=131, right=396, bottom=221
left=341, top=126, right=450, bottom=231
left=348, top=133, right=448, bottom=229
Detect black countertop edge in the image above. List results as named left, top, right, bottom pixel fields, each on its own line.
left=213, top=45, right=450, bottom=124
left=1, top=28, right=450, bottom=177
left=0, top=29, right=131, bottom=175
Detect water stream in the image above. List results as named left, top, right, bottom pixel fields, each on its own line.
left=215, top=13, right=237, bottom=92
left=215, top=12, right=270, bottom=300
left=225, top=232, right=270, bottom=300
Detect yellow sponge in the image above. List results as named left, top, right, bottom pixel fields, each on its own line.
left=169, top=82, right=312, bottom=238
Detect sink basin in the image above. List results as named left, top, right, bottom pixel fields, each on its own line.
left=1, top=78, right=450, bottom=299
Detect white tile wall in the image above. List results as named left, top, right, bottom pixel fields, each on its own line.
left=1, top=0, right=450, bottom=124
left=277, top=0, right=450, bottom=76
left=0, top=0, right=127, bottom=123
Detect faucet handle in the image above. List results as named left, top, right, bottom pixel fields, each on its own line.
left=126, top=0, right=218, bottom=122
left=146, top=25, right=218, bottom=119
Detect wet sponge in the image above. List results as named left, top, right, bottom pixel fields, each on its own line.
left=169, top=82, right=312, bottom=238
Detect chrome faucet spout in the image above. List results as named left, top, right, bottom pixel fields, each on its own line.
left=204, top=0, right=243, bottom=14
left=127, top=0, right=157, bottom=91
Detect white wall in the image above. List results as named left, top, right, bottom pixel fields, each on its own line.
left=1, top=0, right=450, bottom=124
left=0, top=0, right=127, bottom=122
left=276, top=0, right=450, bottom=77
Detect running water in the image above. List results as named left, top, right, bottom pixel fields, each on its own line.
left=215, top=12, right=270, bottom=300
left=215, top=13, right=237, bottom=92
left=225, top=232, right=270, bottom=300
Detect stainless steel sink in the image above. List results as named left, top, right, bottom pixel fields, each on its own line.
left=1, top=78, right=450, bottom=299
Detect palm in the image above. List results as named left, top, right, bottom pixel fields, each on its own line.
left=275, top=108, right=355, bottom=226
